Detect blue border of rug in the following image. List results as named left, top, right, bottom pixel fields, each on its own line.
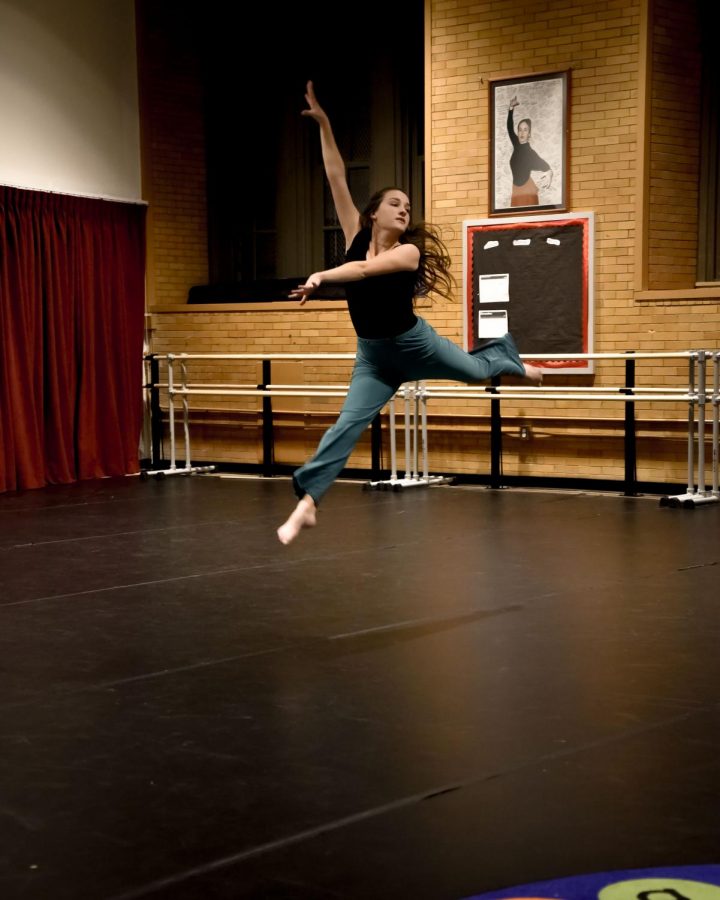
left=462, top=865, right=720, bottom=899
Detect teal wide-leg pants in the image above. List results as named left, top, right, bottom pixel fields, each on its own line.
left=293, top=316, right=526, bottom=504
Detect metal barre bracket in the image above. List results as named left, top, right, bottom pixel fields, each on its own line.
left=364, top=475, right=455, bottom=492
left=140, top=464, right=216, bottom=481
left=364, top=382, right=455, bottom=492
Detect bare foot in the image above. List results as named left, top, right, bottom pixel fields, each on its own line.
left=277, top=495, right=317, bottom=545
left=523, top=363, right=543, bottom=385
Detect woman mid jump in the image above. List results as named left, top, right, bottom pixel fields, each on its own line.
left=277, top=82, right=543, bottom=545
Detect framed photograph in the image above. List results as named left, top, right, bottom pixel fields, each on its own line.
left=463, top=212, right=594, bottom=375
left=489, top=70, right=569, bottom=216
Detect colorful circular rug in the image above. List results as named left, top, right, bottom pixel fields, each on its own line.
left=463, top=866, right=720, bottom=900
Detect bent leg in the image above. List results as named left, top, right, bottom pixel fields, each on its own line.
left=292, top=361, right=398, bottom=505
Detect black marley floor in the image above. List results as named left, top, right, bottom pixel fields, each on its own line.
left=1, top=474, right=719, bottom=900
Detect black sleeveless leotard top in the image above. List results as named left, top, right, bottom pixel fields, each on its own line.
left=344, top=228, right=418, bottom=339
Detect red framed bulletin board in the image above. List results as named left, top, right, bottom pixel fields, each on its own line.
left=462, top=212, right=594, bottom=374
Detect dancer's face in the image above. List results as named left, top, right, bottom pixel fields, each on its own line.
left=371, top=190, right=411, bottom=233
left=518, top=121, right=531, bottom=143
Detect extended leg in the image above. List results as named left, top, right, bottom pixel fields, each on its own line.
left=395, top=319, right=540, bottom=383
left=277, top=361, right=398, bottom=544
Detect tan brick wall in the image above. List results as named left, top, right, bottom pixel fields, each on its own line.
left=140, top=0, right=718, bottom=489
left=424, top=0, right=717, bottom=484
left=428, top=0, right=644, bottom=353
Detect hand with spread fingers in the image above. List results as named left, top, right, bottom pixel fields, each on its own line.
left=288, top=275, right=321, bottom=304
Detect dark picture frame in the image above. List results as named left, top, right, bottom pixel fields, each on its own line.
left=489, top=70, right=569, bottom=216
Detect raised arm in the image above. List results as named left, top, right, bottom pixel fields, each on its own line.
left=507, top=97, right=520, bottom=149
left=302, top=81, right=360, bottom=248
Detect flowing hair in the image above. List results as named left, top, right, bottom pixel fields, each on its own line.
left=360, top=188, right=456, bottom=302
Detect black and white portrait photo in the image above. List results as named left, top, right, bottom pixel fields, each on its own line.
left=489, top=71, right=569, bottom=215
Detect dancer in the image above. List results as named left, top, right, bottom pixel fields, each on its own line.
left=277, top=81, right=542, bottom=545
left=507, top=94, right=553, bottom=207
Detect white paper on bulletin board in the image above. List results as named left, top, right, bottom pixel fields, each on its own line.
left=478, top=309, right=508, bottom=338
left=478, top=273, right=509, bottom=303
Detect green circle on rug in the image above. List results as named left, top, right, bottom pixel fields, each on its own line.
left=599, top=878, right=720, bottom=900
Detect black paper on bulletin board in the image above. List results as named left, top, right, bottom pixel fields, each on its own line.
left=464, top=215, right=593, bottom=372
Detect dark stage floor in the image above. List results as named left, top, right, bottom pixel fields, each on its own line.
left=1, top=474, right=719, bottom=899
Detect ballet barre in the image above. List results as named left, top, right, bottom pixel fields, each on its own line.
left=141, top=353, right=356, bottom=480
left=142, top=349, right=719, bottom=506
left=367, top=350, right=719, bottom=508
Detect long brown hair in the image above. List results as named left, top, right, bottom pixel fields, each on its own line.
left=360, top=188, right=456, bottom=302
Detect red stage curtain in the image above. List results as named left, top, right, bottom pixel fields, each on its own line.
left=0, top=186, right=146, bottom=493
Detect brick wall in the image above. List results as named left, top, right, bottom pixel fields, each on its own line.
left=424, top=0, right=716, bottom=485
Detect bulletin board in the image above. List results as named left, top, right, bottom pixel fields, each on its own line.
left=462, top=212, right=594, bottom=374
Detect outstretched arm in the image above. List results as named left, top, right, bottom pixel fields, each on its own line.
left=289, top=243, right=420, bottom=304
left=302, top=81, right=360, bottom=248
